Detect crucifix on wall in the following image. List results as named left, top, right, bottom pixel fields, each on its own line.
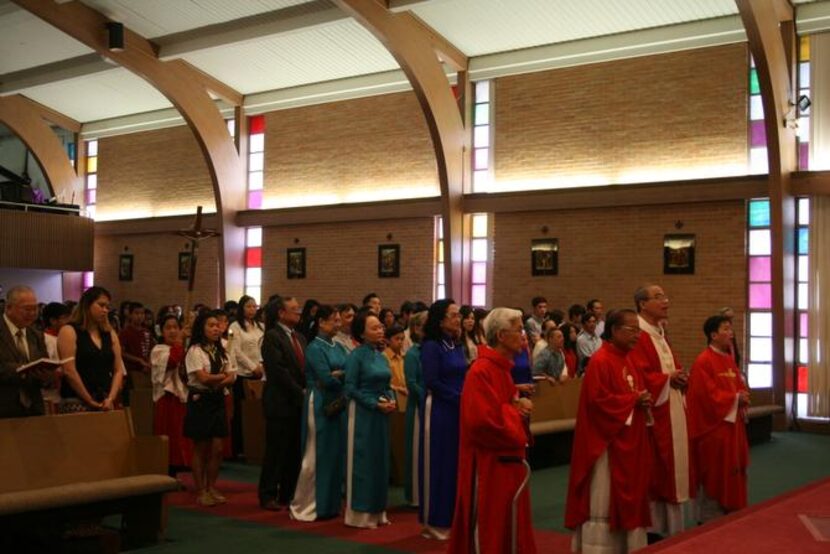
left=176, top=205, right=220, bottom=315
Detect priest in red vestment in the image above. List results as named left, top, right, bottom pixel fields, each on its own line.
left=448, top=308, right=536, bottom=554
left=687, top=314, right=750, bottom=522
left=566, top=309, right=653, bottom=553
left=628, top=284, right=691, bottom=538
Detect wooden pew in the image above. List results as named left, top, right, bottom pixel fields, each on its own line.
left=0, top=410, right=179, bottom=550
left=526, top=378, right=582, bottom=467
left=241, top=380, right=265, bottom=464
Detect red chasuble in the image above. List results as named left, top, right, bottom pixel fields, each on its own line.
left=687, top=347, right=749, bottom=511
left=448, top=346, right=537, bottom=554
left=628, top=331, right=691, bottom=503
left=565, top=342, right=651, bottom=531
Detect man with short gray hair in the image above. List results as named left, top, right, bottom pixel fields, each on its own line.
left=1, top=286, right=50, bottom=418
left=449, top=307, right=537, bottom=554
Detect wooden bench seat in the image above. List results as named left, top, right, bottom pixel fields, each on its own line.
left=0, top=410, right=178, bottom=550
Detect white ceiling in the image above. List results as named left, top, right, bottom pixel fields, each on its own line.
left=0, top=0, right=826, bottom=125
left=82, top=0, right=313, bottom=37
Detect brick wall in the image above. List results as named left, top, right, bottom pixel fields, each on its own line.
left=494, top=44, right=748, bottom=188
left=96, top=126, right=216, bottom=220
left=263, top=91, right=439, bottom=208
left=260, top=217, right=435, bottom=310
left=93, top=233, right=220, bottom=311
left=491, top=200, right=747, bottom=368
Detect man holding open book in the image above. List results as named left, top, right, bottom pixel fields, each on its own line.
left=0, top=285, right=51, bottom=418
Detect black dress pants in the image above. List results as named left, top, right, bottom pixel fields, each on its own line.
left=258, top=409, right=302, bottom=504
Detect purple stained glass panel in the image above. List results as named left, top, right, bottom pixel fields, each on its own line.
left=749, top=283, right=772, bottom=309
left=800, top=312, right=808, bottom=338
left=749, top=256, right=771, bottom=282
left=799, top=141, right=809, bottom=170
left=248, top=190, right=263, bottom=209
left=750, top=120, right=767, bottom=147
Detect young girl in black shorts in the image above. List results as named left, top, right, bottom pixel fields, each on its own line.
left=183, top=310, right=236, bottom=506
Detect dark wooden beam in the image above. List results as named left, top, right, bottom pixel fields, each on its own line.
left=736, top=0, right=798, bottom=414
left=0, top=94, right=81, bottom=203
left=13, top=0, right=246, bottom=303
left=334, top=0, right=469, bottom=303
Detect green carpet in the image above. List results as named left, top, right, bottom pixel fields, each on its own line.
left=128, top=431, right=830, bottom=553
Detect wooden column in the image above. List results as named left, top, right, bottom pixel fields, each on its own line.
left=736, top=0, right=798, bottom=416
left=333, top=0, right=470, bottom=303
left=14, top=0, right=247, bottom=304
left=0, top=95, right=81, bottom=204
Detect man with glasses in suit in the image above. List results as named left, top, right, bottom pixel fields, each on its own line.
left=0, top=285, right=50, bottom=418
left=258, top=295, right=306, bottom=511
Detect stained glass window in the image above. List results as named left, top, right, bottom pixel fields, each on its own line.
left=244, top=225, right=263, bottom=304
left=746, top=198, right=772, bottom=388
left=472, top=81, right=493, bottom=192
left=748, top=57, right=768, bottom=174
left=434, top=217, right=445, bottom=301
left=84, top=139, right=98, bottom=220
left=797, top=36, right=811, bottom=169
left=470, top=213, right=489, bottom=307
left=247, top=115, right=265, bottom=210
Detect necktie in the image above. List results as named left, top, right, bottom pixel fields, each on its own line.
left=290, top=332, right=305, bottom=368
left=15, top=329, right=29, bottom=362
left=15, top=330, right=32, bottom=410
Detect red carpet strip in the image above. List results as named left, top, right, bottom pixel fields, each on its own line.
left=644, top=477, right=830, bottom=553
left=169, top=477, right=571, bottom=553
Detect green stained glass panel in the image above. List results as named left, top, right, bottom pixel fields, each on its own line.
left=749, top=200, right=770, bottom=227
left=474, top=103, right=489, bottom=126
left=750, top=69, right=760, bottom=95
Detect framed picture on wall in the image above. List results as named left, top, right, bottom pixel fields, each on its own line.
left=287, top=247, right=306, bottom=279
left=663, top=234, right=696, bottom=274
left=378, top=244, right=400, bottom=278
left=178, top=252, right=191, bottom=281
left=531, top=238, right=558, bottom=276
left=118, top=254, right=133, bottom=281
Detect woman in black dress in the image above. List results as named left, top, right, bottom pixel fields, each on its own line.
left=58, top=286, right=125, bottom=411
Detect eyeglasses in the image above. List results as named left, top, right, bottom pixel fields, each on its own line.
left=648, top=294, right=669, bottom=302
left=620, top=325, right=641, bottom=334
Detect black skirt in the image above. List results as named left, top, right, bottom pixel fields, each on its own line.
left=183, top=389, right=228, bottom=440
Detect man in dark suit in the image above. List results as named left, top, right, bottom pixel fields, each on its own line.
left=258, top=295, right=306, bottom=510
left=1, top=286, right=50, bottom=418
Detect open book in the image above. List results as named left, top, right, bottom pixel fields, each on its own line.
left=17, top=357, right=73, bottom=374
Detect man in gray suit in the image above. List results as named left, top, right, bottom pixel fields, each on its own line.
left=0, top=285, right=51, bottom=418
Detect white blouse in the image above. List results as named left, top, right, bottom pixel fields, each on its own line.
left=228, top=320, right=264, bottom=377
left=150, top=344, right=188, bottom=403
left=185, top=344, right=235, bottom=393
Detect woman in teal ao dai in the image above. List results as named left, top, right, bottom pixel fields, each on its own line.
left=290, top=306, right=348, bottom=521
left=344, top=310, right=397, bottom=528
left=404, top=310, right=428, bottom=507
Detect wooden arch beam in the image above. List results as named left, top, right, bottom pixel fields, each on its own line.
left=333, top=0, right=470, bottom=303
left=13, top=0, right=246, bottom=303
left=0, top=94, right=81, bottom=204
left=736, top=0, right=798, bottom=415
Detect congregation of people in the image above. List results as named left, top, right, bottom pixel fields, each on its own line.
left=0, top=283, right=751, bottom=553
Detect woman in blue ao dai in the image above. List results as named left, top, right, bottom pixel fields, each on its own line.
left=419, top=299, right=466, bottom=540
left=344, top=310, right=397, bottom=528
left=290, top=305, right=348, bottom=521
